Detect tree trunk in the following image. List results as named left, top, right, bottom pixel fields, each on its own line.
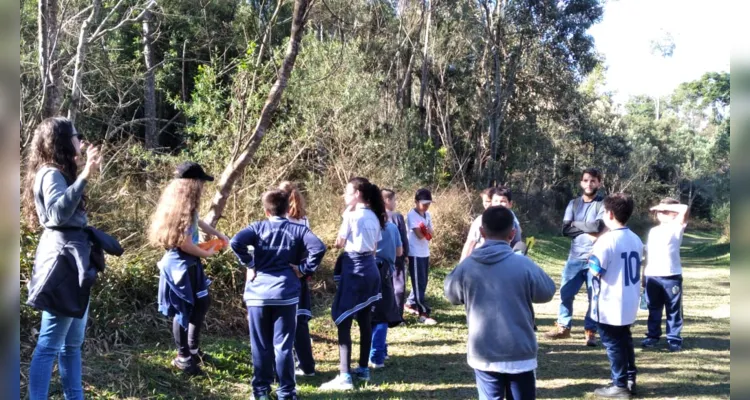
left=418, top=0, right=431, bottom=135
left=39, top=0, right=61, bottom=118
left=68, top=0, right=102, bottom=124
left=142, top=8, right=158, bottom=149
left=204, top=0, right=311, bottom=227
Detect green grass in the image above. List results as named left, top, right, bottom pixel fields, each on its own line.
left=23, top=231, right=730, bottom=399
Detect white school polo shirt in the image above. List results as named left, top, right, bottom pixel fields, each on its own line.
left=407, top=209, right=432, bottom=258
left=338, top=205, right=381, bottom=253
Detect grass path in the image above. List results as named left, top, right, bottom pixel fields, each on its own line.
left=36, top=232, right=730, bottom=399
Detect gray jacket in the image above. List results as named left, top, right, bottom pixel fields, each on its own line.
left=34, top=166, right=88, bottom=229
left=445, top=240, right=555, bottom=365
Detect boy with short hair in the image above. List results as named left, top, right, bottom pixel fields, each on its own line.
left=230, top=190, right=327, bottom=400
left=641, top=198, right=689, bottom=352
left=405, top=188, right=437, bottom=325
left=369, top=217, right=403, bottom=368
left=445, top=206, right=556, bottom=399
left=491, top=186, right=526, bottom=254
left=460, top=187, right=495, bottom=261
left=382, top=189, right=409, bottom=322
left=588, top=193, right=642, bottom=398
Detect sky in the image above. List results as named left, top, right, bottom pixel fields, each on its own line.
left=587, top=0, right=731, bottom=105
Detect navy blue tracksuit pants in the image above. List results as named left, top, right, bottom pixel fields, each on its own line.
left=247, top=305, right=297, bottom=399
left=294, top=315, right=315, bottom=374
left=598, top=323, right=637, bottom=388
left=406, top=256, right=431, bottom=316
left=475, top=369, right=536, bottom=400
left=645, top=275, right=683, bottom=345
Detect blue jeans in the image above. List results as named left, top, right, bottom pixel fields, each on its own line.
left=557, top=259, right=597, bottom=330
left=598, top=323, right=637, bottom=388
left=645, top=275, right=683, bottom=344
left=247, top=305, right=297, bottom=399
left=28, top=308, right=89, bottom=400
left=369, top=323, right=388, bottom=365
left=475, top=369, right=536, bottom=400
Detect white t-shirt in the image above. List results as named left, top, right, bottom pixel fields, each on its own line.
left=467, top=211, right=521, bottom=249
left=645, top=223, right=686, bottom=276
left=588, top=227, right=644, bottom=326
left=338, top=205, right=381, bottom=253
left=407, top=209, right=432, bottom=258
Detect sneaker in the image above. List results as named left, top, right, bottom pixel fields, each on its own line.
left=544, top=322, right=571, bottom=339
left=668, top=342, right=682, bottom=352
left=418, top=315, right=438, bottom=325
left=369, top=361, right=385, bottom=369
left=627, top=380, right=637, bottom=396
left=641, top=337, right=660, bottom=348
left=171, top=357, right=204, bottom=376
left=320, top=373, right=354, bottom=391
left=352, top=366, right=371, bottom=381
left=593, top=385, right=632, bottom=398
left=404, top=304, right=420, bottom=316
left=295, top=367, right=315, bottom=377
left=250, top=394, right=271, bottom=400
left=585, top=329, right=598, bottom=347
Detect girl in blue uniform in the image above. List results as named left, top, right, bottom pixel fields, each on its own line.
left=320, top=177, right=387, bottom=391
left=149, top=162, right=229, bottom=376
left=278, top=181, right=317, bottom=377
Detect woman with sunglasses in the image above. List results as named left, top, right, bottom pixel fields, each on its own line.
left=22, top=117, right=102, bottom=400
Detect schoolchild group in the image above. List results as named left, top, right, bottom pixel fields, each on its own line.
left=24, top=118, right=690, bottom=400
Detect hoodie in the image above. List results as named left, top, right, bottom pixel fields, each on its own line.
left=444, top=240, right=555, bottom=367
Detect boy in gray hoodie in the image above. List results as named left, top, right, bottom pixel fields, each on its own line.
left=445, top=206, right=556, bottom=400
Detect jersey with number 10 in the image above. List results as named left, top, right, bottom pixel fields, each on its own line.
left=588, top=227, right=644, bottom=326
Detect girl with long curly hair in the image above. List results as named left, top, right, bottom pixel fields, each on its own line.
left=149, top=162, right=229, bottom=376
left=23, top=117, right=102, bottom=400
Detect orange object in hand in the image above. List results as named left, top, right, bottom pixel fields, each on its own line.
left=198, top=238, right=226, bottom=252
left=418, top=222, right=433, bottom=241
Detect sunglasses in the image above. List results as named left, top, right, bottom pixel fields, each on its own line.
left=71, top=131, right=85, bottom=141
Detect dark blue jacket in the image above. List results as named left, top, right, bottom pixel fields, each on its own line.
left=230, top=217, right=326, bottom=307
left=157, top=249, right=211, bottom=328
left=26, top=226, right=123, bottom=318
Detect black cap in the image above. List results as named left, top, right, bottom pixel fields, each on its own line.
left=415, top=188, right=433, bottom=204
left=175, top=161, right=214, bottom=181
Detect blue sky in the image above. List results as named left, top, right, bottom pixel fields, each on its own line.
left=587, top=0, right=730, bottom=105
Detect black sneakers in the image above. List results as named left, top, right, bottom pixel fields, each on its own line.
left=171, top=357, right=204, bottom=376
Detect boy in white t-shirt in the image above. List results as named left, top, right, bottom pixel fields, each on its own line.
left=641, top=198, right=689, bottom=353
left=491, top=187, right=525, bottom=254
left=460, top=187, right=495, bottom=261
left=588, top=193, right=643, bottom=399
left=405, top=188, right=437, bottom=325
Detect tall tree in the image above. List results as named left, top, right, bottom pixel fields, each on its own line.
left=205, top=0, right=312, bottom=227
left=142, top=6, right=157, bottom=149
left=68, top=0, right=102, bottom=124
left=38, top=0, right=61, bottom=118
